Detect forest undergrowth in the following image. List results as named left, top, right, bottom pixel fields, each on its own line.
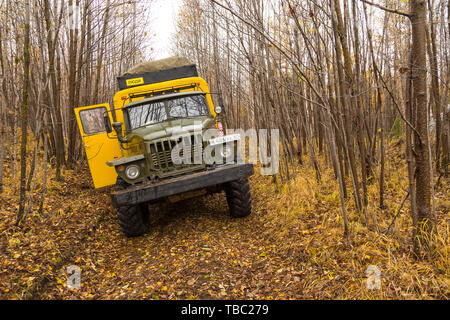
left=0, top=137, right=448, bottom=299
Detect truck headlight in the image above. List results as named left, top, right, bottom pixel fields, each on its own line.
left=125, top=164, right=140, bottom=180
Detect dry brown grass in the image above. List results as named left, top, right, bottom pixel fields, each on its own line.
left=251, top=141, right=449, bottom=299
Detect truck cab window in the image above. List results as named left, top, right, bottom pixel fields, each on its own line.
left=167, top=94, right=209, bottom=118
left=128, top=101, right=167, bottom=129
left=127, top=94, right=209, bottom=129
left=79, top=107, right=107, bottom=135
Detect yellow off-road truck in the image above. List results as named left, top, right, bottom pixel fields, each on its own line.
left=75, top=57, right=253, bottom=237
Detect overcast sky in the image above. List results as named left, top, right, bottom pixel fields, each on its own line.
left=148, top=0, right=182, bottom=60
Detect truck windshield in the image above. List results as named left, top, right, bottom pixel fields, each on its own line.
left=127, top=94, right=210, bottom=129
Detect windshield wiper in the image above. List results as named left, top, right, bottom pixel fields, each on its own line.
left=169, top=115, right=203, bottom=121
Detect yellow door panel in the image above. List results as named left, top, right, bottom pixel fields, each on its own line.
left=75, top=103, right=122, bottom=189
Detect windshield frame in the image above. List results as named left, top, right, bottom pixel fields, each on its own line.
left=124, top=92, right=211, bottom=131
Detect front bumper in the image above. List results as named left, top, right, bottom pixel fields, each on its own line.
left=111, top=163, right=254, bottom=208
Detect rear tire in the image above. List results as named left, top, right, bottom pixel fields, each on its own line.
left=115, top=176, right=150, bottom=237
left=225, top=178, right=252, bottom=218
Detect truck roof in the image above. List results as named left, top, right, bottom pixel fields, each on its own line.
left=117, top=56, right=198, bottom=91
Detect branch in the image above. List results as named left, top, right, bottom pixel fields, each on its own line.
left=359, top=0, right=410, bottom=18
left=208, top=0, right=330, bottom=111
left=383, top=189, right=410, bottom=234
left=376, top=68, right=423, bottom=144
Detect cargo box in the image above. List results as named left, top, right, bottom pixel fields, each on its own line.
left=117, top=63, right=198, bottom=90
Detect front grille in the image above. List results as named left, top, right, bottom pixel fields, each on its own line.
left=148, top=134, right=205, bottom=175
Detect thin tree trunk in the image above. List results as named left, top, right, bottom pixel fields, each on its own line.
left=38, top=124, right=48, bottom=216
left=16, top=0, right=31, bottom=226
left=409, top=0, right=433, bottom=257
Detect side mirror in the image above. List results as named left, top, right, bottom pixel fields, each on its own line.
left=216, top=97, right=226, bottom=114
left=112, top=121, right=129, bottom=143
left=104, top=114, right=112, bottom=133
left=112, top=121, right=123, bottom=135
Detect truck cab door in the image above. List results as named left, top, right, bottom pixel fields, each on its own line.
left=74, top=103, right=122, bottom=189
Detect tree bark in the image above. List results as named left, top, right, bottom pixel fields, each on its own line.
left=409, top=0, right=433, bottom=257
left=16, top=0, right=31, bottom=225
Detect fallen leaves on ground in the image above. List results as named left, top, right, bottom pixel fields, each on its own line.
left=0, top=140, right=448, bottom=299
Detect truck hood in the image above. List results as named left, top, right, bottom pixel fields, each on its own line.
left=129, top=116, right=215, bottom=142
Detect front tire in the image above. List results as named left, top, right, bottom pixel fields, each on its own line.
left=117, top=204, right=149, bottom=237
left=115, top=176, right=150, bottom=237
left=225, top=178, right=252, bottom=218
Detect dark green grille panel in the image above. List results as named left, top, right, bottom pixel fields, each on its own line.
left=148, top=134, right=205, bottom=177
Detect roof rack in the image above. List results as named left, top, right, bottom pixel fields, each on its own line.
left=126, top=83, right=204, bottom=102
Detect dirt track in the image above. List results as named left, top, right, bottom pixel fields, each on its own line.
left=1, top=165, right=448, bottom=300
left=0, top=168, right=303, bottom=299
left=39, top=187, right=304, bottom=299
